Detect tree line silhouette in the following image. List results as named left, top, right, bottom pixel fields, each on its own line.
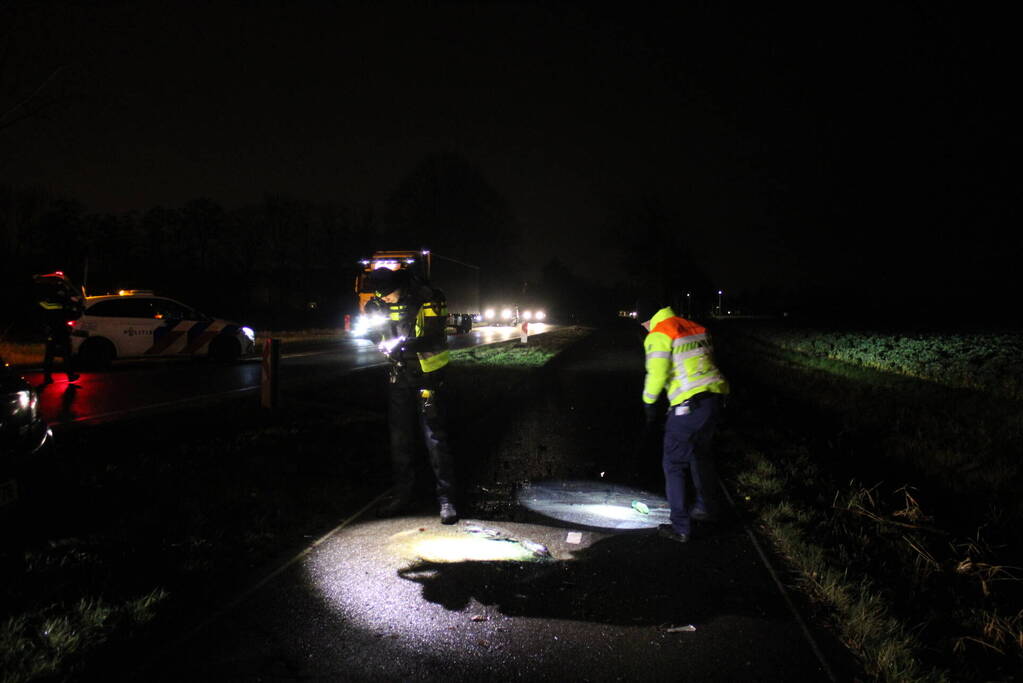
left=1, top=152, right=645, bottom=340
left=1, top=187, right=378, bottom=333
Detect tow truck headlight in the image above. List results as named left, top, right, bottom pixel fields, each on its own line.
left=535, top=310, right=546, bottom=321
left=501, top=308, right=512, bottom=321
left=484, top=308, right=495, bottom=321
left=522, top=310, right=533, bottom=320
left=353, top=313, right=387, bottom=336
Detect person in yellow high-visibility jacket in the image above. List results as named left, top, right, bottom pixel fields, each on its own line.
left=370, top=267, right=458, bottom=525
left=637, top=298, right=729, bottom=543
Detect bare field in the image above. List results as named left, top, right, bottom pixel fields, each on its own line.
left=713, top=319, right=1022, bottom=682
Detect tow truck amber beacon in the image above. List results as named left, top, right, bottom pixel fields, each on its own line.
left=351, top=249, right=479, bottom=338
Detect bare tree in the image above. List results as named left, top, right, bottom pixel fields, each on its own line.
left=605, top=193, right=711, bottom=311
left=384, top=151, right=521, bottom=298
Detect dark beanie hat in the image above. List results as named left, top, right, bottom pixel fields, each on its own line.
left=371, top=267, right=409, bottom=296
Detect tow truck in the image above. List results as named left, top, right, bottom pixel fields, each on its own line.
left=351, top=250, right=479, bottom=338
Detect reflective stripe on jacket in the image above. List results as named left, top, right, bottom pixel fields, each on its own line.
left=643, top=306, right=728, bottom=406
left=387, top=289, right=450, bottom=374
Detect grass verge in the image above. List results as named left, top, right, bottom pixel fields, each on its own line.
left=714, top=321, right=1022, bottom=682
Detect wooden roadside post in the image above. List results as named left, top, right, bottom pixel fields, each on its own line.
left=261, top=338, right=280, bottom=409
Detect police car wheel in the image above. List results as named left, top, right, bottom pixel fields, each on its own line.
left=78, top=338, right=115, bottom=369
left=209, top=336, right=240, bottom=363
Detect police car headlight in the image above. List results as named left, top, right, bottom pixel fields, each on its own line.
left=13, top=390, right=38, bottom=420
left=241, top=326, right=256, bottom=342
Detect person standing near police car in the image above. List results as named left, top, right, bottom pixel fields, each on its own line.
left=637, top=298, right=729, bottom=543
left=371, top=267, right=459, bottom=524
left=33, top=272, right=82, bottom=384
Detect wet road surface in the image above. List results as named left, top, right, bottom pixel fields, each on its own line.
left=26, top=325, right=547, bottom=429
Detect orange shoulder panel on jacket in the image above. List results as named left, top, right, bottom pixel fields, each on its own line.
left=653, top=316, right=705, bottom=338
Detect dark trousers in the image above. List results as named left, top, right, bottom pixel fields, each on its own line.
left=388, top=373, right=456, bottom=505
left=43, top=325, right=75, bottom=379
left=662, top=394, right=721, bottom=535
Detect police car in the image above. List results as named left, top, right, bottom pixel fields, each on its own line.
left=70, top=291, right=256, bottom=368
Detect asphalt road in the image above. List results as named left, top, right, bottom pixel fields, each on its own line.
left=144, top=513, right=839, bottom=682
left=26, top=324, right=545, bottom=429
left=130, top=322, right=855, bottom=682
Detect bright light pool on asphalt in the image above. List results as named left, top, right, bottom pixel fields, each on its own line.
left=303, top=518, right=562, bottom=649
left=515, top=480, right=670, bottom=529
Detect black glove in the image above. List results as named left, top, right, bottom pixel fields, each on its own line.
left=643, top=403, right=661, bottom=424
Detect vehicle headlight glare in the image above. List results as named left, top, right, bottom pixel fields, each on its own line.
left=536, top=310, right=546, bottom=321
left=501, top=308, right=512, bottom=320
left=354, top=314, right=387, bottom=336
left=14, top=390, right=37, bottom=419
left=523, top=310, right=533, bottom=320
left=242, top=326, right=255, bottom=341
left=484, top=308, right=495, bottom=320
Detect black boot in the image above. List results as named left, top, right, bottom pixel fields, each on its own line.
left=439, top=501, right=458, bottom=525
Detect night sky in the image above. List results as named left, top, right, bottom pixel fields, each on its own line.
left=3, top=2, right=1020, bottom=321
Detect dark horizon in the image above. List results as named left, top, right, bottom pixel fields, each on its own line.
left=2, top=2, right=1020, bottom=326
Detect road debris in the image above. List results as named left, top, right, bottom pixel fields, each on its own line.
left=463, top=525, right=552, bottom=559
left=666, top=624, right=697, bottom=633
left=521, top=540, right=550, bottom=557
left=464, top=525, right=509, bottom=539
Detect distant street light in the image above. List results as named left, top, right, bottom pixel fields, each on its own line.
left=717, top=290, right=723, bottom=316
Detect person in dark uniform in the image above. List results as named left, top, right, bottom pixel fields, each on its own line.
left=371, top=267, right=459, bottom=524
left=33, top=273, right=82, bottom=384
left=636, top=297, right=729, bottom=543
